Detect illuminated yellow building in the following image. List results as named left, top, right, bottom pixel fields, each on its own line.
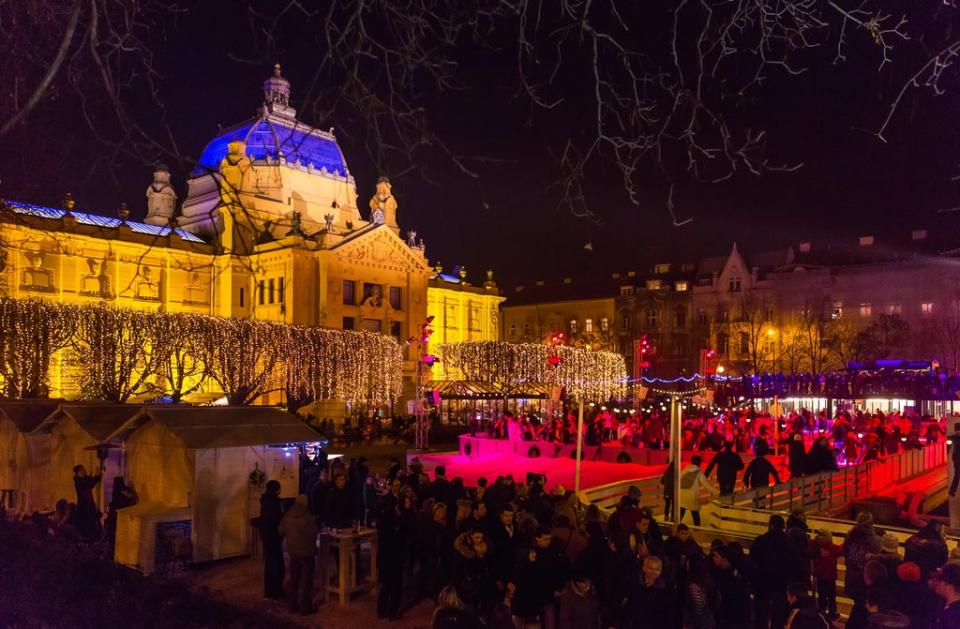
left=427, top=265, right=505, bottom=379
left=0, top=68, right=485, bottom=413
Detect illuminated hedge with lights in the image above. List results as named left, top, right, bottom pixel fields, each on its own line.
left=0, top=297, right=403, bottom=406
left=438, top=341, right=626, bottom=399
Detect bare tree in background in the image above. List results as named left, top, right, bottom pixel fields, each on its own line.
left=1, top=0, right=958, bottom=222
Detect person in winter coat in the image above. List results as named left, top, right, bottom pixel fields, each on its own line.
left=803, top=437, right=838, bottom=476
left=557, top=573, right=599, bottom=629
left=785, top=582, right=829, bottom=629
left=809, top=529, right=842, bottom=619
left=894, top=561, right=941, bottom=629
left=376, top=488, right=406, bottom=620
left=601, top=532, right=638, bottom=629
left=679, top=455, right=718, bottom=526
left=258, top=480, right=285, bottom=600
left=750, top=515, right=797, bottom=629
left=904, top=520, right=949, bottom=580
left=843, top=512, right=881, bottom=599
left=515, top=526, right=569, bottom=627
left=743, top=449, right=781, bottom=489
left=488, top=505, right=520, bottom=584
left=787, top=432, right=806, bottom=479
left=453, top=529, right=496, bottom=616
left=433, top=585, right=478, bottom=629
left=628, top=555, right=675, bottom=629
left=712, top=544, right=751, bottom=629
left=278, top=494, right=318, bottom=615
left=705, top=442, right=745, bottom=495
left=660, top=461, right=676, bottom=520
left=323, top=472, right=353, bottom=529
left=420, top=502, right=453, bottom=598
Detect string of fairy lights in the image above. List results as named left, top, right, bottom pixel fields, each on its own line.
left=0, top=297, right=403, bottom=406
left=438, top=340, right=627, bottom=400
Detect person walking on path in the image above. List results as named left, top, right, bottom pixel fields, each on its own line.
left=258, top=480, right=285, bottom=600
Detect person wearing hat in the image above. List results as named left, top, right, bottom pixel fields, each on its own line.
left=893, top=561, right=941, bottom=628
left=810, top=529, right=842, bottom=619
left=904, top=520, right=949, bottom=580
left=930, top=562, right=960, bottom=627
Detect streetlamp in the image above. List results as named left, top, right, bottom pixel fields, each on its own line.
left=766, top=326, right=781, bottom=454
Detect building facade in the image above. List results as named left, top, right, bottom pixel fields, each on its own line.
left=0, top=68, right=499, bottom=411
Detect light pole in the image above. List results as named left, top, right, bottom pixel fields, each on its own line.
left=414, top=316, right=436, bottom=451
left=766, top=326, right=780, bottom=454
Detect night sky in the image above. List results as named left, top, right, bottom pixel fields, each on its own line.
left=1, top=2, right=957, bottom=287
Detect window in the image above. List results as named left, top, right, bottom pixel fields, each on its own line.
left=674, top=306, right=687, bottom=327
left=832, top=302, right=843, bottom=320
left=389, top=286, right=402, bottom=310
left=585, top=318, right=593, bottom=333
left=728, top=277, right=741, bottom=292
left=696, top=276, right=713, bottom=287
left=343, top=316, right=355, bottom=330
left=569, top=319, right=579, bottom=334
left=672, top=340, right=686, bottom=356
left=674, top=281, right=689, bottom=292
left=278, top=277, right=285, bottom=303
left=390, top=321, right=402, bottom=339
left=860, top=303, right=872, bottom=318
left=258, top=280, right=265, bottom=305
left=698, top=310, right=709, bottom=326
left=763, top=304, right=774, bottom=322
left=717, top=305, right=728, bottom=323
left=600, top=317, right=609, bottom=332
left=620, top=286, right=635, bottom=296
left=739, top=332, right=749, bottom=355
left=343, top=280, right=356, bottom=305
left=645, top=309, right=659, bottom=328
left=510, top=324, right=517, bottom=338
left=646, top=279, right=662, bottom=290
left=654, top=263, right=671, bottom=274
left=469, top=306, right=481, bottom=331
left=239, top=287, right=245, bottom=308
left=922, top=302, right=934, bottom=316
left=523, top=323, right=531, bottom=336
left=621, top=313, right=631, bottom=329
left=886, top=303, right=901, bottom=315
left=268, top=278, right=275, bottom=304
left=717, top=332, right=729, bottom=355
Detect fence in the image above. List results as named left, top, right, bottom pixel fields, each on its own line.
left=580, top=442, right=947, bottom=518
left=720, top=442, right=947, bottom=514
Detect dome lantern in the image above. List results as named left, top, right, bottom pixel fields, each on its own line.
left=262, top=64, right=295, bottom=120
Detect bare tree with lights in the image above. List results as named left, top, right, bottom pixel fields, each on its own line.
left=148, top=312, right=211, bottom=404
left=0, top=298, right=77, bottom=398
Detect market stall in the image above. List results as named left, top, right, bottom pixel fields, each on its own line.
left=0, top=399, right=61, bottom=514
left=105, top=405, right=319, bottom=571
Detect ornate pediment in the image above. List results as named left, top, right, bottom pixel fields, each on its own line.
left=333, top=226, right=431, bottom=273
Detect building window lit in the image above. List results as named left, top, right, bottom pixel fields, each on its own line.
left=389, top=286, right=402, bottom=310
left=268, top=278, right=275, bottom=304
left=343, top=280, right=356, bottom=305
left=674, top=281, right=688, bottom=292
left=832, top=303, right=842, bottom=320
left=654, top=263, right=670, bottom=274
left=922, top=302, right=934, bottom=316
left=278, top=277, right=285, bottom=303
left=620, top=286, right=635, bottom=296
left=585, top=318, right=593, bottom=332
left=600, top=317, right=609, bottom=332
left=510, top=324, right=516, bottom=337
left=739, top=332, right=749, bottom=355
left=860, top=303, right=872, bottom=318
left=646, top=279, right=662, bottom=290
left=645, top=309, right=659, bottom=328
left=569, top=319, right=578, bottom=334
left=886, top=303, right=901, bottom=315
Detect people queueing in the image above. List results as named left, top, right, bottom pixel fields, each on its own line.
left=258, top=479, right=285, bottom=601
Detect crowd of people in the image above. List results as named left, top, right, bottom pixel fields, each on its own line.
left=257, top=450, right=960, bottom=628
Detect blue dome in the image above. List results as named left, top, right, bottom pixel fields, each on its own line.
left=194, top=117, right=348, bottom=177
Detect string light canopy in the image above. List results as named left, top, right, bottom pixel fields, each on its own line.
left=438, top=341, right=626, bottom=400
left=0, top=297, right=403, bottom=407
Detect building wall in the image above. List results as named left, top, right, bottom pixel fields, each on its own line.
left=427, top=280, right=504, bottom=380
left=501, top=298, right=617, bottom=351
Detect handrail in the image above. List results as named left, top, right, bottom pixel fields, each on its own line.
left=718, top=442, right=946, bottom=514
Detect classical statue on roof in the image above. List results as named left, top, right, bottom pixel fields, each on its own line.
left=369, top=176, right=398, bottom=228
